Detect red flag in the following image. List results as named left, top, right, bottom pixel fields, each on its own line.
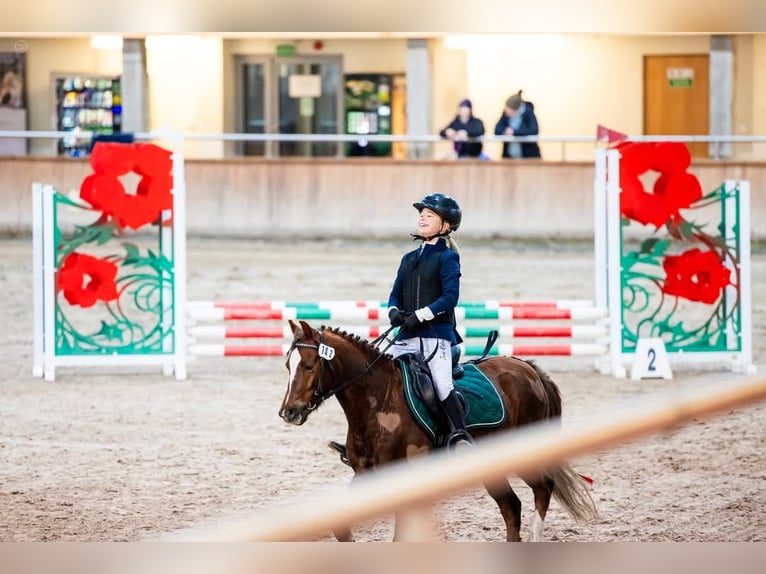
left=596, top=124, right=628, bottom=146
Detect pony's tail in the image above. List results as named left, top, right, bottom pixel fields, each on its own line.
left=526, top=361, right=597, bottom=522
left=524, top=360, right=562, bottom=419
left=547, top=466, right=599, bottom=523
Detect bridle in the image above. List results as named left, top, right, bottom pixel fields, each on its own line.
left=287, top=326, right=398, bottom=411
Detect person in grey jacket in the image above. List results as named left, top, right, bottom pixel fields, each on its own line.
left=494, top=90, right=541, bottom=159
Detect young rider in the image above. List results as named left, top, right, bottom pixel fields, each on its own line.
left=328, top=193, right=472, bottom=465
left=387, top=193, right=472, bottom=447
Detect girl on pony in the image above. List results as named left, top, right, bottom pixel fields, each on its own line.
left=387, top=193, right=472, bottom=447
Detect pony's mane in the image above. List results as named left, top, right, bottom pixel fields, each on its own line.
left=322, top=326, right=394, bottom=363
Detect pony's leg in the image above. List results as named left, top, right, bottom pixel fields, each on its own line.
left=526, top=475, right=555, bottom=542
left=484, top=479, right=522, bottom=541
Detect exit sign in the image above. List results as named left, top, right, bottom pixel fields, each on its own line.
left=667, top=67, right=694, bottom=87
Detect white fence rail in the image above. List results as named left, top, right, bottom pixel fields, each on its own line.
left=2, top=130, right=766, bottom=160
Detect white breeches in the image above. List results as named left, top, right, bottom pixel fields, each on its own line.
left=390, top=337, right=454, bottom=401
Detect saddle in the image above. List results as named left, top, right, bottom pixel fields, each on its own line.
left=399, top=331, right=504, bottom=446
left=327, top=332, right=502, bottom=464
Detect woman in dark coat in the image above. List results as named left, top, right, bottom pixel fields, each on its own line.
left=439, top=99, right=485, bottom=159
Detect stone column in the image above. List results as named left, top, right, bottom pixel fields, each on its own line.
left=406, top=39, right=432, bottom=159
left=709, top=35, right=733, bottom=159
left=121, top=39, right=149, bottom=134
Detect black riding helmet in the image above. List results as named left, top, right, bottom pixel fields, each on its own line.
left=413, top=193, right=462, bottom=232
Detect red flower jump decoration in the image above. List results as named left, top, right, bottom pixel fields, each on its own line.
left=661, top=248, right=731, bottom=305
left=57, top=252, right=119, bottom=308
left=618, top=141, right=702, bottom=228
left=79, top=142, right=174, bottom=230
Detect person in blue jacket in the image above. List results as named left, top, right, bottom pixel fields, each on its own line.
left=386, top=193, right=472, bottom=447
left=494, top=90, right=541, bottom=159
left=439, top=99, right=486, bottom=159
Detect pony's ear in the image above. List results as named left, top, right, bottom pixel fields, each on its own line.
left=288, top=319, right=301, bottom=339
left=298, top=320, right=315, bottom=339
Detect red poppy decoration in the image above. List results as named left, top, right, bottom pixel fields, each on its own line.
left=661, top=248, right=731, bottom=305
left=618, top=141, right=702, bottom=228
left=57, top=252, right=119, bottom=308
left=79, top=142, right=174, bottom=230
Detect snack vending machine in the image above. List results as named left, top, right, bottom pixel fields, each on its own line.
left=54, top=75, right=122, bottom=157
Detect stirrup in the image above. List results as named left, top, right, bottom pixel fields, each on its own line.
left=446, top=430, right=474, bottom=449
left=328, top=440, right=351, bottom=467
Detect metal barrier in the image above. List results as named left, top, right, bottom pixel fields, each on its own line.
left=3, top=129, right=766, bottom=161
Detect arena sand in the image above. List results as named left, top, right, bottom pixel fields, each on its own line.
left=0, top=237, right=763, bottom=541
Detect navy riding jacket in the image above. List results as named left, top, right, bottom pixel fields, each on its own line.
left=388, top=238, right=461, bottom=343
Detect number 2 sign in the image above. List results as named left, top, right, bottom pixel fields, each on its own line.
left=631, top=338, right=673, bottom=380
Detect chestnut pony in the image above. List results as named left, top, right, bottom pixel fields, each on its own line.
left=279, top=320, right=596, bottom=541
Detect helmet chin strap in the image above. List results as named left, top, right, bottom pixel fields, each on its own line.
left=410, top=229, right=452, bottom=242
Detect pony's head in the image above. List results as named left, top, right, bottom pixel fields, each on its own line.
left=279, top=320, right=334, bottom=425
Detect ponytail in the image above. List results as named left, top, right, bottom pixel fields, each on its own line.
left=445, top=234, right=460, bottom=254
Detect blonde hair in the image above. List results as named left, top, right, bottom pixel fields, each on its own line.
left=445, top=234, right=460, bottom=254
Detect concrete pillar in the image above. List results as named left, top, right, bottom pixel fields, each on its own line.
left=121, top=39, right=149, bottom=134
left=406, top=39, right=431, bottom=158
left=709, top=35, right=733, bottom=159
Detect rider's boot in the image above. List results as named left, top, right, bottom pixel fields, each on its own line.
left=441, top=390, right=474, bottom=449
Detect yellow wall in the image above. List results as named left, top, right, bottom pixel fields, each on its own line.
left=11, top=34, right=766, bottom=161
left=751, top=34, right=766, bottom=159
left=145, top=35, right=224, bottom=158
left=432, top=34, right=713, bottom=160
left=430, top=39, right=468, bottom=159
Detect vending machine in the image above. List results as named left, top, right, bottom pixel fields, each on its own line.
left=54, top=74, right=122, bottom=157
left=344, top=74, right=392, bottom=157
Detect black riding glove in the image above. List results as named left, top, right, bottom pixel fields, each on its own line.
left=388, top=308, right=405, bottom=327
left=402, top=313, right=421, bottom=332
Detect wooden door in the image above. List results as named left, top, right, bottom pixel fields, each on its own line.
left=644, top=54, right=709, bottom=158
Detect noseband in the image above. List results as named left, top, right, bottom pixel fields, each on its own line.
left=288, top=327, right=397, bottom=411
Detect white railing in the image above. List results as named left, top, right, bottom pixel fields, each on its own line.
left=3, top=130, right=766, bottom=161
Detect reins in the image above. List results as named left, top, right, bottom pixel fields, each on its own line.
left=289, top=325, right=400, bottom=410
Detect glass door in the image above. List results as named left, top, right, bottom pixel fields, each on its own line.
left=237, top=56, right=273, bottom=156
left=275, top=56, right=342, bottom=157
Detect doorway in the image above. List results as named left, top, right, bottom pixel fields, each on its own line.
left=237, top=55, right=343, bottom=157
left=643, top=54, right=709, bottom=158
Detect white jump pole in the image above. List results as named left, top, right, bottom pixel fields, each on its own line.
left=171, top=133, right=188, bottom=381
left=737, top=180, right=755, bottom=373
left=32, top=183, right=44, bottom=378
left=593, top=148, right=609, bottom=374
left=605, top=149, right=626, bottom=378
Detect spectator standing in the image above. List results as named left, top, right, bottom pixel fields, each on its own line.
left=494, top=90, right=541, bottom=159
left=439, top=99, right=485, bottom=159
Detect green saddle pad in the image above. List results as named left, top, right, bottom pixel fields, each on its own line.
left=399, top=360, right=506, bottom=444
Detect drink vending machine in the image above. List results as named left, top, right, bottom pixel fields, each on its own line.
left=54, top=74, right=122, bottom=157
left=344, top=74, right=392, bottom=157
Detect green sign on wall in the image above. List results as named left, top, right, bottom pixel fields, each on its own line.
left=667, top=67, right=694, bottom=88
left=276, top=44, right=296, bottom=57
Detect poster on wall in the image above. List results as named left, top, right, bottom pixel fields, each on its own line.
left=0, top=52, right=26, bottom=109
left=0, top=52, right=27, bottom=155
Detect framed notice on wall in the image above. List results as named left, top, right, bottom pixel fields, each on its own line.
left=0, top=51, right=27, bottom=154
left=0, top=52, right=26, bottom=109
